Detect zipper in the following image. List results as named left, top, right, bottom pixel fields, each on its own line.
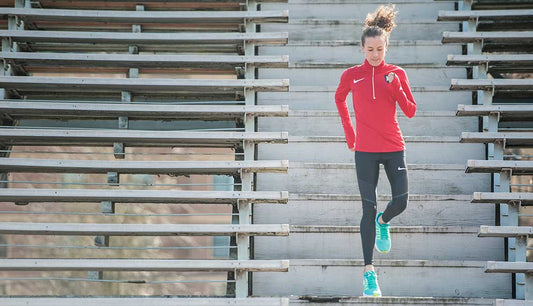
left=372, top=66, right=376, bottom=100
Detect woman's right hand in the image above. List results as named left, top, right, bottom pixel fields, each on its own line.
left=348, top=146, right=356, bottom=152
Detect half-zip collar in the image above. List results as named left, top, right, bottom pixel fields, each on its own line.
left=361, top=59, right=385, bottom=100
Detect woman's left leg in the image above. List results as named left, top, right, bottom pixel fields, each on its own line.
left=381, top=150, right=409, bottom=223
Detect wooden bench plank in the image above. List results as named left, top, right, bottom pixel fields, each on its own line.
left=0, top=222, right=290, bottom=236
left=478, top=225, right=533, bottom=237
left=485, top=261, right=533, bottom=273
left=0, top=30, right=289, bottom=45
left=0, top=53, right=289, bottom=69
left=0, top=158, right=289, bottom=174
left=450, top=79, right=533, bottom=91
left=0, top=128, right=288, bottom=147
left=0, top=259, right=289, bottom=272
left=472, top=192, right=533, bottom=204
left=447, top=54, right=533, bottom=67
left=0, top=77, right=289, bottom=92
left=0, top=8, right=289, bottom=23
left=0, top=101, right=289, bottom=119
left=442, top=31, right=533, bottom=44
left=461, top=132, right=533, bottom=146
left=0, top=189, right=289, bottom=204
left=438, top=9, right=533, bottom=21
left=466, top=160, right=533, bottom=174
left=456, top=104, right=533, bottom=120
left=0, top=298, right=290, bottom=306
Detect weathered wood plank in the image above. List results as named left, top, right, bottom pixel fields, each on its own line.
left=0, top=8, right=289, bottom=23
left=438, top=9, right=533, bottom=21
left=0, top=128, right=288, bottom=147
left=450, top=79, right=533, bottom=91
left=485, top=261, right=533, bottom=273
left=461, top=132, right=533, bottom=146
left=0, top=101, right=289, bottom=119
left=0, top=30, right=289, bottom=45
left=456, top=104, right=533, bottom=120
left=478, top=225, right=533, bottom=237
left=442, top=31, right=533, bottom=43
left=0, top=158, right=289, bottom=174
left=0, top=189, right=289, bottom=204
left=447, top=54, right=533, bottom=67
left=0, top=259, right=290, bottom=272
left=472, top=192, right=533, bottom=204
left=0, top=222, right=290, bottom=236
left=466, top=160, right=533, bottom=174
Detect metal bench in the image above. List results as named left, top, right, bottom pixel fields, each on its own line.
left=461, top=132, right=533, bottom=146
left=456, top=104, right=533, bottom=120
left=466, top=160, right=533, bottom=174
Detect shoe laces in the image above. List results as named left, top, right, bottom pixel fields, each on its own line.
left=378, top=222, right=390, bottom=240
left=364, top=271, right=377, bottom=289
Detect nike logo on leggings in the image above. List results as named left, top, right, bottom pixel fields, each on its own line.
left=398, top=167, right=407, bottom=171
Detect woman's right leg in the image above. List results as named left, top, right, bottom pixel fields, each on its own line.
left=354, top=151, right=380, bottom=267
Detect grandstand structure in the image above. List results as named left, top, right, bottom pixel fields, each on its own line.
left=0, top=0, right=531, bottom=305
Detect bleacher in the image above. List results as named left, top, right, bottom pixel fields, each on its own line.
left=0, top=0, right=532, bottom=305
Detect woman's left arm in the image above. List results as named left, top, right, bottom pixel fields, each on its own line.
left=390, top=69, right=417, bottom=118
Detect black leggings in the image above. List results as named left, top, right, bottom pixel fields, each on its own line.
left=354, top=150, right=409, bottom=266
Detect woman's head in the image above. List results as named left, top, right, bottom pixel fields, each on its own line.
left=361, top=4, right=397, bottom=66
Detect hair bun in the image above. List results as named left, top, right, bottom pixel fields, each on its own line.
left=364, top=4, right=397, bottom=33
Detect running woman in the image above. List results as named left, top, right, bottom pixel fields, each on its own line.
left=334, top=4, right=417, bottom=297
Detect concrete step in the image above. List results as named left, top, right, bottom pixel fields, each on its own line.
left=253, top=194, right=495, bottom=227
left=259, top=66, right=466, bottom=87
left=257, top=163, right=490, bottom=194
left=253, top=259, right=511, bottom=298
left=258, top=110, right=477, bottom=136
left=258, top=137, right=485, bottom=164
left=260, top=40, right=462, bottom=66
left=261, top=20, right=458, bottom=41
left=257, top=86, right=472, bottom=111
left=262, top=0, right=456, bottom=20
left=254, top=226, right=504, bottom=261
left=289, top=296, right=519, bottom=306
left=0, top=298, right=290, bottom=306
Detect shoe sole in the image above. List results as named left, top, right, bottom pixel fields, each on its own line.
left=363, top=292, right=382, bottom=297
left=375, top=243, right=391, bottom=254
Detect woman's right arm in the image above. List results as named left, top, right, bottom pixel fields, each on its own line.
left=335, top=69, right=356, bottom=150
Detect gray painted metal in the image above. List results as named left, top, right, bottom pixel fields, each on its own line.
left=450, top=79, right=533, bottom=91
left=0, top=53, right=290, bottom=68
left=0, top=188, right=289, bottom=204
left=0, top=76, right=290, bottom=92
left=0, top=102, right=289, bottom=119
left=457, top=104, right=533, bottom=119
left=0, top=259, right=290, bottom=272
left=438, top=9, right=533, bottom=21
left=472, top=192, right=533, bottom=205
left=0, top=298, right=290, bottom=306
left=461, top=132, right=533, bottom=146
left=0, top=8, right=289, bottom=23
left=479, top=226, right=533, bottom=237
left=466, top=160, right=533, bottom=174
left=0, top=158, right=289, bottom=174
left=442, top=31, right=533, bottom=44
left=0, top=30, right=289, bottom=45
left=0, top=128, right=288, bottom=147
left=253, top=259, right=511, bottom=298
left=0, top=222, right=290, bottom=236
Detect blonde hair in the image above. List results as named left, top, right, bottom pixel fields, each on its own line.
left=361, top=4, right=398, bottom=46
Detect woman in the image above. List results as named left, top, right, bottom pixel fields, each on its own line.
left=334, top=4, right=417, bottom=297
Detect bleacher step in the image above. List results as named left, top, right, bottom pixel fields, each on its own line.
left=0, top=298, right=291, bottom=306
left=290, top=296, right=518, bottom=306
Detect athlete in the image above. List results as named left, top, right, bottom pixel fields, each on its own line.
left=334, top=4, right=417, bottom=297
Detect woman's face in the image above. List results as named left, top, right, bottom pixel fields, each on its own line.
left=362, top=35, right=388, bottom=66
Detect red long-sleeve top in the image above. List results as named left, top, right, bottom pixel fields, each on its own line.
left=335, top=59, right=417, bottom=152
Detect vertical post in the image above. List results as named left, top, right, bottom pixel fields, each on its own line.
left=234, top=0, right=258, bottom=298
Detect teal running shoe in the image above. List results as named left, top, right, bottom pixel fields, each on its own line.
left=363, top=270, right=382, bottom=297
left=375, top=211, right=391, bottom=253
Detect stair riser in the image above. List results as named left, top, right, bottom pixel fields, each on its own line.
left=255, top=233, right=504, bottom=261
left=253, top=265, right=511, bottom=298
left=253, top=200, right=495, bottom=227
left=257, top=168, right=490, bottom=194
left=259, top=67, right=466, bottom=87
left=258, top=116, right=477, bottom=137
left=258, top=142, right=485, bottom=164
left=257, top=91, right=472, bottom=111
